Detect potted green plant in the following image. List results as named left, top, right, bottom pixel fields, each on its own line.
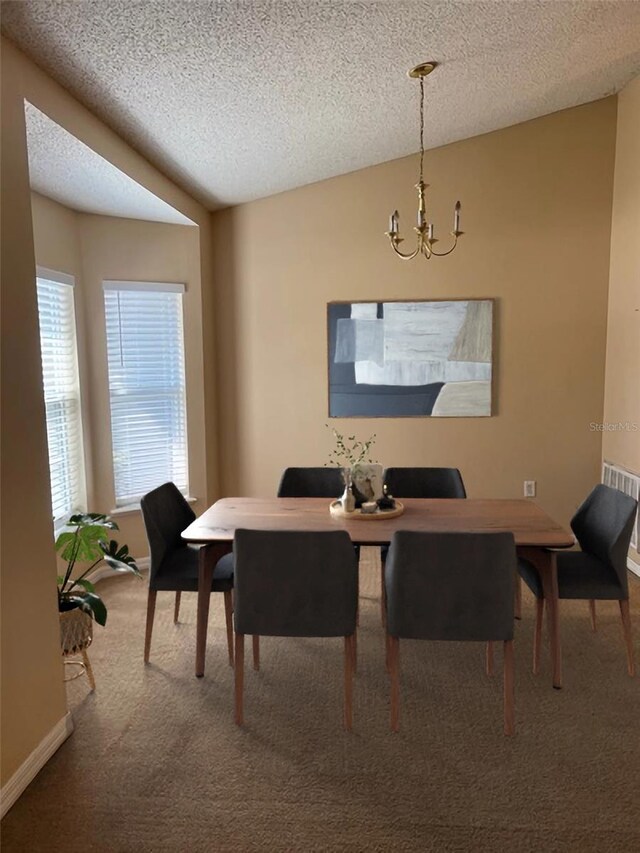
left=57, top=513, right=141, bottom=675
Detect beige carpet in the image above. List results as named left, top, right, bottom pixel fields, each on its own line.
left=3, top=549, right=639, bottom=852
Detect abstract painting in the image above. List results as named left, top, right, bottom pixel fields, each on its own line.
left=327, top=299, right=493, bottom=418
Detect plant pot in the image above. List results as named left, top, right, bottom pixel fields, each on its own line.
left=59, top=608, right=93, bottom=657
left=59, top=608, right=96, bottom=690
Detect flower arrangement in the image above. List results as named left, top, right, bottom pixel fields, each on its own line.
left=325, top=425, right=377, bottom=474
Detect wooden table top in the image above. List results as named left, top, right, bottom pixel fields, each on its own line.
left=182, top=497, right=574, bottom=549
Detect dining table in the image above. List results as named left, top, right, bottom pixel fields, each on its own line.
left=181, top=497, right=574, bottom=687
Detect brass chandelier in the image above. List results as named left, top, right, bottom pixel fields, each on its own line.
left=385, top=61, right=463, bottom=260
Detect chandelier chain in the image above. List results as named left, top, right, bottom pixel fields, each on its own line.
left=419, top=76, right=424, bottom=183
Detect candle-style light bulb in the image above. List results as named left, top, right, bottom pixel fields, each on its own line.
left=427, top=223, right=434, bottom=241
left=454, top=200, right=461, bottom=234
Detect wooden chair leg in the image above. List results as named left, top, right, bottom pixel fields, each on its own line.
left=619, top=599, right=635, bottom=676
left=81, top=649, right=96, bottom=691
left=173, top=591, right=181, bottom=624
left=503, top=639, right=515, bottom=736
left=224, top=590, right=234, bottom=667
left=514, top=574, right=522, bottom=620
left=389, top=635, right=400, bottom=733
left=144, top=589, right=157, bottom=663
left=252, top=635, right=260, bottom=671
left=485, top=641, right=494, bottom=676
left=344, top=635, right=354, bottom=731
left=589, top=599, right=597, bottom=632
left=533, top=596, right=544, bottom=675
left=234, top=633, right=245, bottom=725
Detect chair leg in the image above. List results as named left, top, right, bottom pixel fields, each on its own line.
left=380, top=560, right=387, bottom=627
left=173, top=591, right=181, bottom=624
left=385, top=630, right=391, bottom=674
left=144, top=589, right=157, bottom=663
left=81, top=649, right=96, bottom=691
left=344, top=635, right=354, bottom=731
left=252, top=635, right=260, bottom=671
left=351, top=628, right=358, bottom=672
left=389, top=635, right=400, bottom=733
left=514, top=574, right=522, bottom=620
left=589, top=599, right=597, bottom=632
left=619, top=599, right=635, bottom=676
left=503, top=639, right=515, bottom=736
left=224, top=590, right=234, bottom=667
left=234, top=633, right=245, bottom=725
left=533, top=596, right=544, bottom=675
left=485, top=641, right=494, bottom=676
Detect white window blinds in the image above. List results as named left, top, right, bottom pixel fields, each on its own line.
left=36, top=272, right=86, bottom=523
left=103, top=282, right=188, bottom=506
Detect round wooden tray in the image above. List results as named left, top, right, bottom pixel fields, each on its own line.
left=329, top=500, right=405, bottom=521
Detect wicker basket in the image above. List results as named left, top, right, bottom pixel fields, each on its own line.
left=59, top=608, right=93, bottom=657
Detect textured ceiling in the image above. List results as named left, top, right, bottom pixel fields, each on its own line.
left=3, top=1, right=640, bottom=210
left=24, top=103, right=195, bottom=225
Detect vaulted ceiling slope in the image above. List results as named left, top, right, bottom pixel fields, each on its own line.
left=3, top=1, right=640, bottom=210
left=25, top=103, right=195, bottom=226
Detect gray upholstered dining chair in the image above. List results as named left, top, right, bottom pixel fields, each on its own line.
left=277, top=466, right=344, bottom=498
left=379, top=467, right=468, bottom=622
left=385, top=531, right=516, bottom=735
left=141, top=482, right=234, bottom=666
left=382, top=467, right=467, bottom=499
left=232, top=529, right=358, bottom=729
left=518, top=484, right=637, bottom=676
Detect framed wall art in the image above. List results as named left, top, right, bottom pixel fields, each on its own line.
left=327, top=299, right=494, bottom=418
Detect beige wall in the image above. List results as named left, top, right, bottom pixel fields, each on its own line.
left=0, top=38, right=215, bottom=787
left=31, top=194, right=207, bottom=557
left=603, top=74, right=640, bottom=562
left=212, top=98, right=617, bottom=530
left=1, top=39, right=68, bottom=789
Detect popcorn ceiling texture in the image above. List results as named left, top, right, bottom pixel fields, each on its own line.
left=3, top=1, right=640, bottom=209
left=25, top=103, right=195, bottom=225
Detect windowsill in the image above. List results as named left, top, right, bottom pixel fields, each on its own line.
left=110, top=495, right=198, bottom=516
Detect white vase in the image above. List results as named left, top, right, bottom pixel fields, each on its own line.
left=340, top=468, right=356, bottom=513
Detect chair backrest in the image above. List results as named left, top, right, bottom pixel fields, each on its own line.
left=571, top=484, right=638, bottom=589
left=233, top=529, right=358, bottom=637
left=141, top=482, right=196, bottom=579
left=277, top=467, right=344, bottom=498
left=385, top=531, right=515, bottom=641
left=383, top=467, right=467, bottom=499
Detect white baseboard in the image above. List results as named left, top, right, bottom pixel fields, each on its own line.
left=87, top=555, right=149, bottom=584
left=1, top=711, right=74, bottom=819
left=628, top=555, right=640, bottom=578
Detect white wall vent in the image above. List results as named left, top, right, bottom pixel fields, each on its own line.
left=602, top=461, right=640, bottom=551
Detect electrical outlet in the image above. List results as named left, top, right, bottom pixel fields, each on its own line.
left=524, top=480, right=536, bottom=498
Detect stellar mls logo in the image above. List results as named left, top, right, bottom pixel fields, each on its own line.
left=589, top=422, right=639, bottom=432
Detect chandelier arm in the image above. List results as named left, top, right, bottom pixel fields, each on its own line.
left=389, top=240, right=421, bottom=261
left=428, top=235, right=459, bottom=257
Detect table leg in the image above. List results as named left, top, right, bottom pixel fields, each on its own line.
left=196, top=542, right=232, bottom=678
left=518, top=547, right=562, bottom=689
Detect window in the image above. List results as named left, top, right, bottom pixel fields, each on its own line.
left=35, top=270, right=86, bottom=523
left=103, top=282, right=188, bottom=506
